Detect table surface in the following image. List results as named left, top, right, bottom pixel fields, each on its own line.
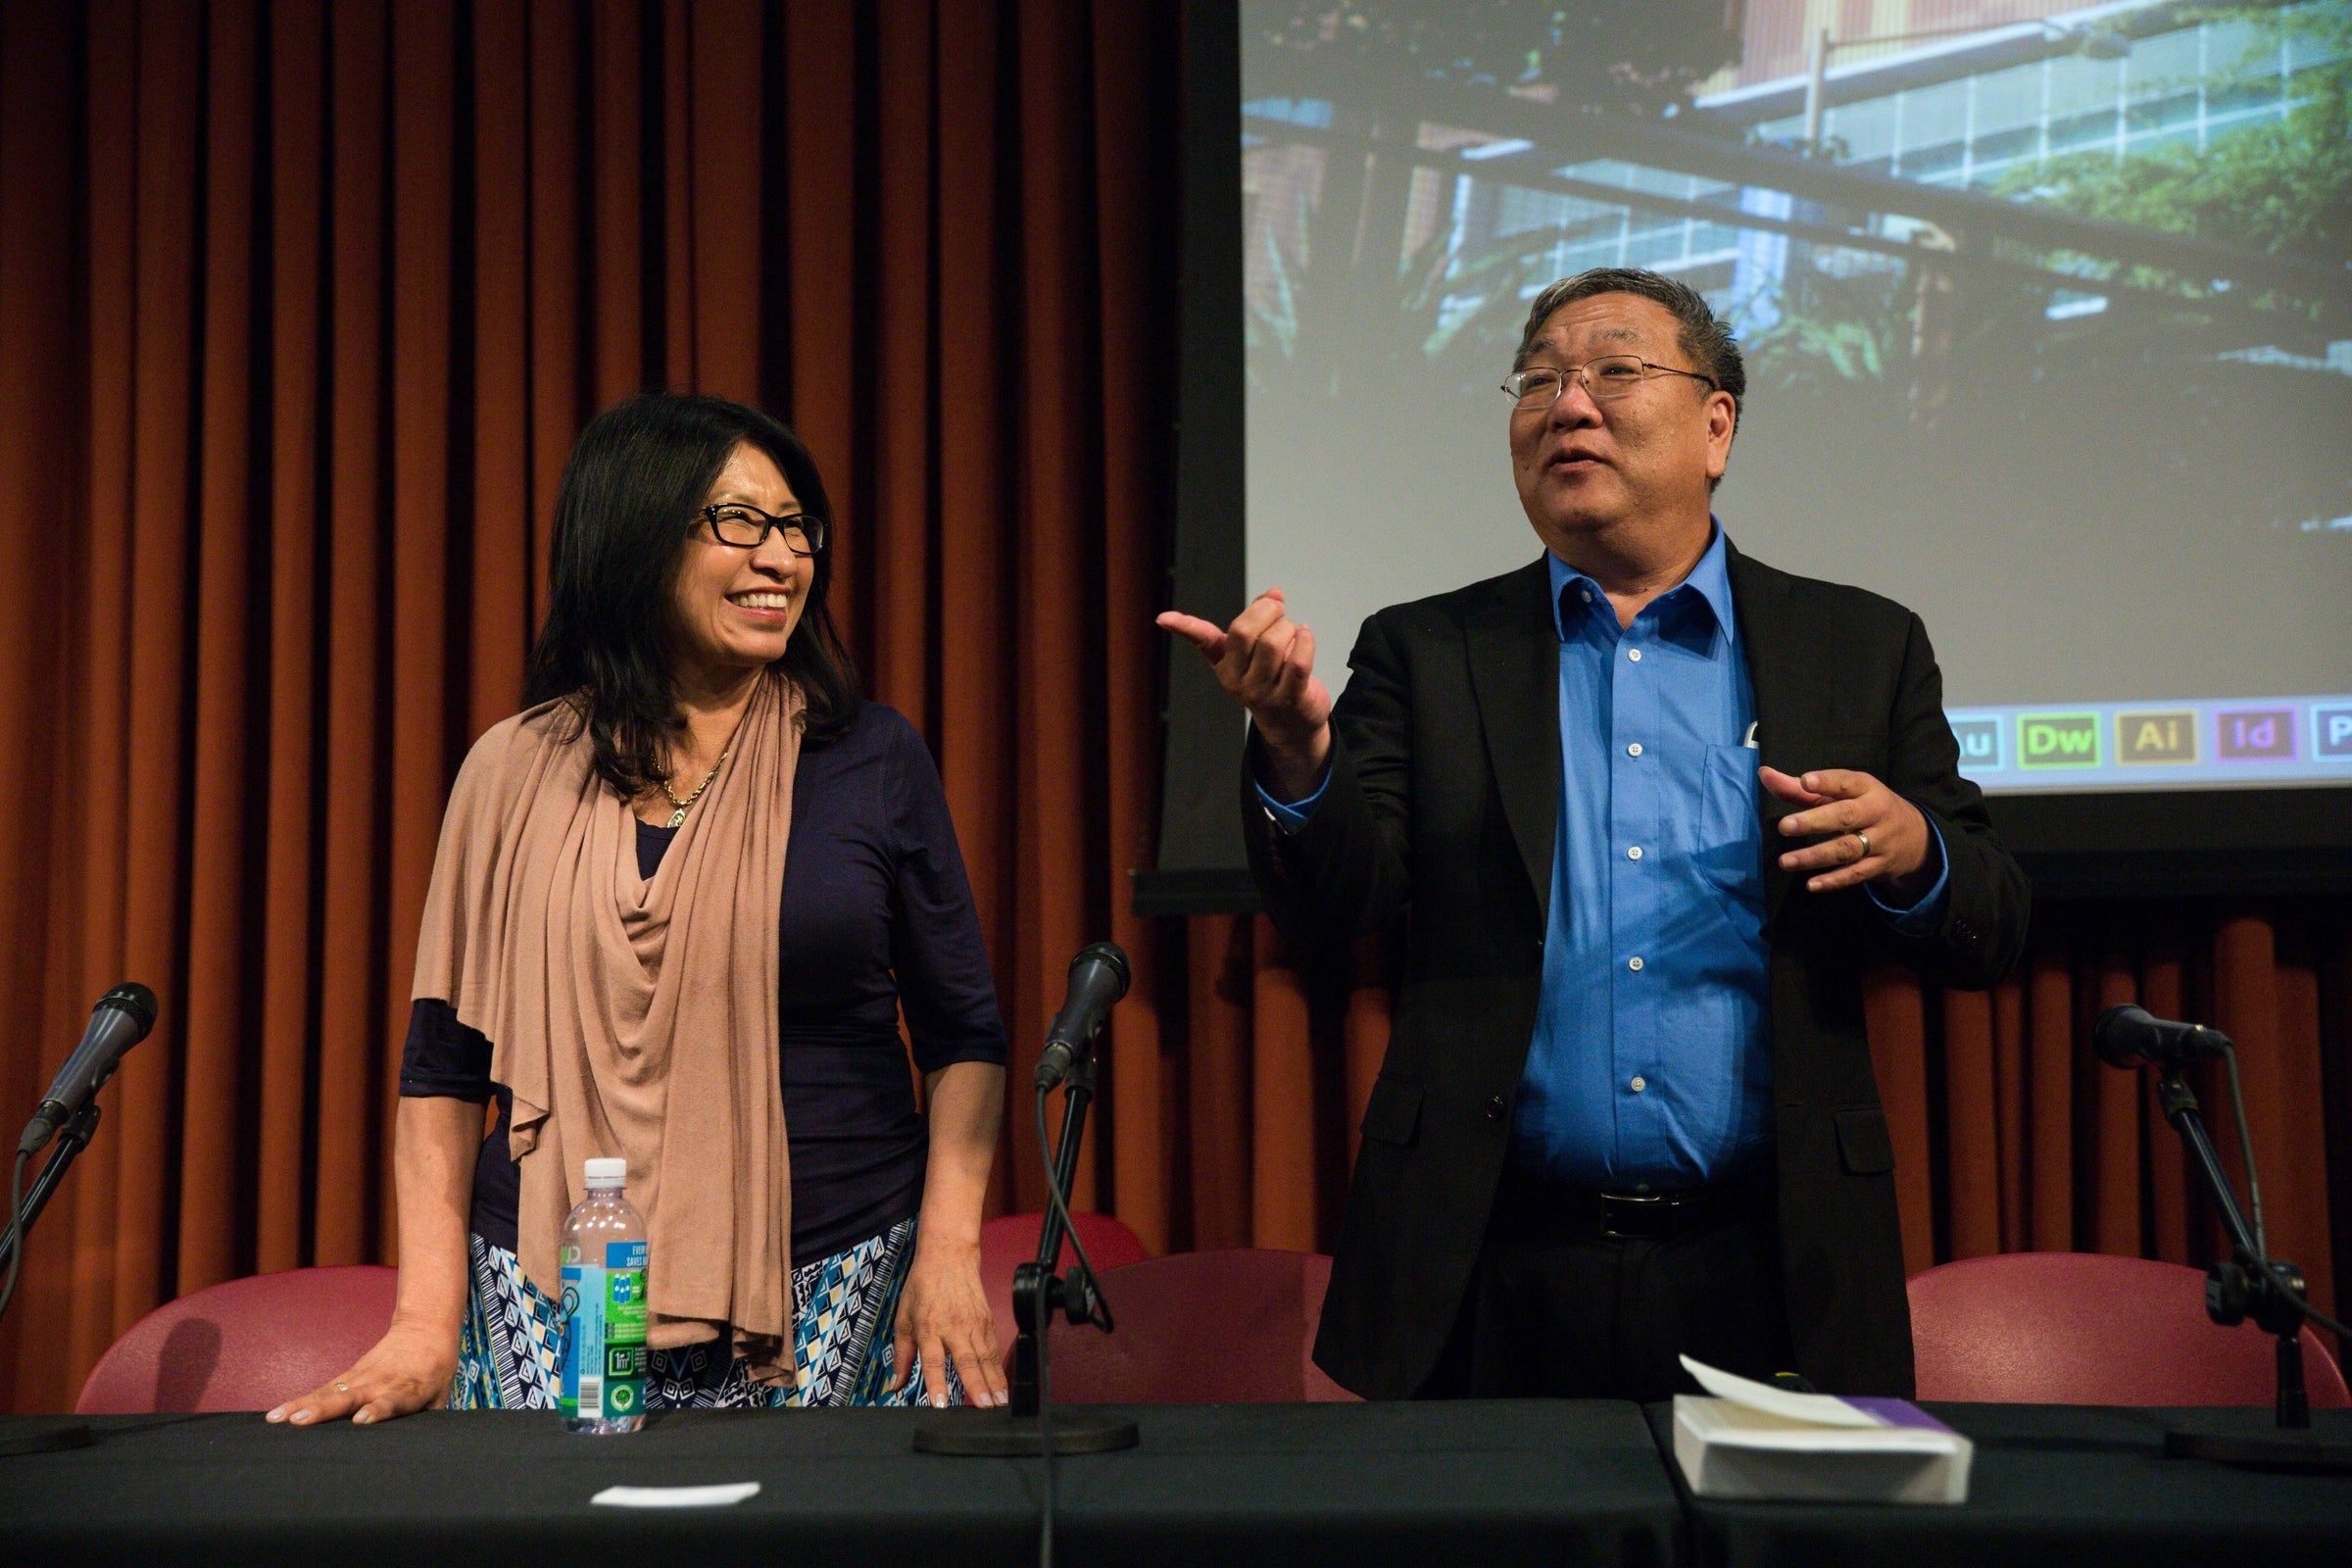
left=0, top=1399, right=1685, bottom=1568
left=4, top=1399, right=2347, bottom=1568
left=1646, top=1401, right=2352, bottom=1568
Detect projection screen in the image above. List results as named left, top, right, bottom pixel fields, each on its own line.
left=1147, top=0, right=2352, bottom=906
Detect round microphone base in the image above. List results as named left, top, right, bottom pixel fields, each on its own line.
left=911, top=1407, right=1140, bottom=1456
left=0, top=1421, right=92, bottom=1458
left=2165, top=1421, right=2352, bottom=1473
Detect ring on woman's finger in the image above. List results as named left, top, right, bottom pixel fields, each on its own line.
left=334, top=1382, right=350, bottom=1393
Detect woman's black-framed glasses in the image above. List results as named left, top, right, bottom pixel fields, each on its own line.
left=701, top=503, right=827, bottom=556
left=1501, top=355, right=1717, bottom=413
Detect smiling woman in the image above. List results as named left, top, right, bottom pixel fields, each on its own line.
left=525, top=396, right=862, bottom=804
left=266, top=394, right=1012, bottom=1427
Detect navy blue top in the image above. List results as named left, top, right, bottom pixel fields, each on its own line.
left=399, top=701, right=1008, bottom=1261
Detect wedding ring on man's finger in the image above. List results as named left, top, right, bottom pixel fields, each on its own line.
left=1854, top=832, right=1871, bottom=861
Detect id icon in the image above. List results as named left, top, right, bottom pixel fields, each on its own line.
left=2217, top=710, right=2295, bottom=761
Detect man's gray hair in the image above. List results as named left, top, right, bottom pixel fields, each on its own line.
left=1512, top=267, right=1745, bottom=426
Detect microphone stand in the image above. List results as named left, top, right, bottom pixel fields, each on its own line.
left=0, top=1104, right=102, bottom=1456
left=2, top=1102, right=104, bottom=1275
left=2151, top=1065, right=2352, bottom=1470
left=911, top=1047, right=1137, bottom=1456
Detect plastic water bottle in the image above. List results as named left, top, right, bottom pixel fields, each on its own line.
left=560, top=1157, right=648, bottom=1434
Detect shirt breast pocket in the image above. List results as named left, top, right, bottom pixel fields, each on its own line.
left=1694, top=744, right=1764, bottom=905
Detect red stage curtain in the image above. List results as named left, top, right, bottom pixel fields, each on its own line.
left=0, top=0, right=1181, bottom=1415
left=0, top=1, right=2343, bottom=1416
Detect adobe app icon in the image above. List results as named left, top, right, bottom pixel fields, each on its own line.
left=2315, top=707, right=2352, bottom=759
left=2216, top=709, right=2296, bottom=761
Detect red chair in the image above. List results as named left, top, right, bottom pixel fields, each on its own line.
left=1909, top=1252, right=2349, bottom=1406
left=979, top=1210, right=1152, bottom=1361
left=1046, top=1248, right=1358, bottom=1403
left=77, top=1265, right=399, bottom=1414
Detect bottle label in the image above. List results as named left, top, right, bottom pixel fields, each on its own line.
left=560, top=1239, right=649, bottom=1420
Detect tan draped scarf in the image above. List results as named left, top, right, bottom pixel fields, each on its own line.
left=411, top=671, right=801, bottom=1363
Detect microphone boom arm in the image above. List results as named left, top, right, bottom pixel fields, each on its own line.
left=2149, top=1063, right=2347, bottom=1450
left=0, top=1102, right=101, bottom=1276
left=910, top=940, right=1138, bottom=1469
left=2153, top=1072, right=2261, bottom=1269
left=1, top=982, right=158, bottom=1333
left=2098, top=1006, right=2352, bottom=1469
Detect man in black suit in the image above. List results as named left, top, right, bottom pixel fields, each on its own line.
left=1161, top=268, right=2027, bottom=1401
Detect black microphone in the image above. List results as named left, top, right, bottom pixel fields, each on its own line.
left=18, top=984, right=159, bottom=1156
left=1034, top=944, right=1131, bottom=1092
left=2093, top=1004, right=2231, bottom=1070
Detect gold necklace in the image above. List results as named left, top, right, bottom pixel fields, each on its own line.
left=659, top=748, right=730, bottom=830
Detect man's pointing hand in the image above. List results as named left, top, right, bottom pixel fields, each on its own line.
left=1158, top=588, right=1333, bottom=802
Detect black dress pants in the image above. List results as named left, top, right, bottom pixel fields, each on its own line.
left=1416, top=1170, right=1796, bottom=1402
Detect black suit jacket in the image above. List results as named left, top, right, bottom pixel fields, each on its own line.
left=1245, top=541, right=2030, bottom=1399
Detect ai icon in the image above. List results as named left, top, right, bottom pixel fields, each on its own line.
left=2117, top=710, right=2197, bottom=765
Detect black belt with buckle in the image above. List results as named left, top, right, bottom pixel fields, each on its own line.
left=1493, top=1168, right=1769, bottom=1243
left=1592, top=1188, right=1734, bottom=1240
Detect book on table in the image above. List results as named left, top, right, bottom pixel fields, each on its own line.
left=1671, top=1355, right=1973, bottom=1504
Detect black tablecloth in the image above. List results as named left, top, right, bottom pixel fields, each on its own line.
left=1645, top=1401, right=2352, bottom=1568
left=0, top=1401, right=1683, bottom=1568
left=8, top=1399, right=2344, bottom=1567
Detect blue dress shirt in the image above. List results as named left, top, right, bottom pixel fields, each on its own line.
left=1260, top=526, right=1947, bottom=1190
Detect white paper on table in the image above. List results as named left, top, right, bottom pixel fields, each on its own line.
left=590, top=1482, right=762, bottom=1509
left=1679, top=1355, right=1883, bottom=1427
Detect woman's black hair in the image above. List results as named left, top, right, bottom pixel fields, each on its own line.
left=522, top=392, right=863, bottom=798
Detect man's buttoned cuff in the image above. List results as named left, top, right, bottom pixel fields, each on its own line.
left=1869, top=815, right=1949, bottom=934
left=1254, top=768, right=1331, bottom=834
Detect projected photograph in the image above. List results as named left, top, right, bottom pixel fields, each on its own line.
left=1241, top=0, right=2352, bottom=792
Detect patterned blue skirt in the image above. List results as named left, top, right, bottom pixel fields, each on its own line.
left=451, top=1216, right=961, bottom=1409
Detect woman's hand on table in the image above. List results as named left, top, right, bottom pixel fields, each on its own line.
left=267, top=1318, right=457, bottom=1426
left=893, top=1233, right=1007, bottom=1407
